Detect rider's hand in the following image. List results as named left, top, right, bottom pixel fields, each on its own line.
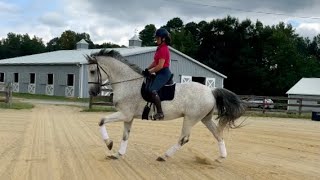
left=142, top=68, right=150, bottom=77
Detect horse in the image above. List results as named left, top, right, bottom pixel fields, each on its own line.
left=86, top=49, right=245, bottom=161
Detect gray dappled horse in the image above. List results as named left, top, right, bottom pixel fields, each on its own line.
left=86, top=49, right=245, bottom=161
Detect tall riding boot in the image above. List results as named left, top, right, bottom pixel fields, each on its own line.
left=151, top=90, right=164, bottom=120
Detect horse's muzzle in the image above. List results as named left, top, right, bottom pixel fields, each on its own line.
left=89, top=86, right=100, bottom=96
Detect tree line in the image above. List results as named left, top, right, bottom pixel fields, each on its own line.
left=1, top=16, right=319, bottom=96
left=140, top=17, right=320, bottom=96
left=0, top=30, right=123, bottom=60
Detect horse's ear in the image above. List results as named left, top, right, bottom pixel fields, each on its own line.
left=84, top=55, right=96, bottom=64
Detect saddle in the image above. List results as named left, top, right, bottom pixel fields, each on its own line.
left=140, top=74, right=176, bottom=120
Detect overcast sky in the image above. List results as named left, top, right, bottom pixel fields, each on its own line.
left=1, top=0, right=320, bottom=46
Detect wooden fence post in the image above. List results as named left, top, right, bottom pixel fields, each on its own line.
left=4, top=83, right=12, bottom=106
left=298, top=98, right=302, bottom=115
left=89, top=95, right=93, bottom=109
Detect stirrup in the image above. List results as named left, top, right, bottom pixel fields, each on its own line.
left=152, top=113, right=164, bottom=120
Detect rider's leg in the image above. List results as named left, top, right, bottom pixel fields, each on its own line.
left=151, top=90, right=164, bottom=120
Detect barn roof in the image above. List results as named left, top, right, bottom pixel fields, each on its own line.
left=0, top=47, right=155, bottom=65
left=0, top=46, right=226, bottom=78
left=286, top=78, right=320, bottom=96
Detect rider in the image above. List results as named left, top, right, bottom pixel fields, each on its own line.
left=143, top=28, right=172, bottom=120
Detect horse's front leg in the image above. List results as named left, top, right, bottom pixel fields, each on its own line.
left=99, top=112, right=129, bottom=153
left=109, top=120, right=133, bottom=159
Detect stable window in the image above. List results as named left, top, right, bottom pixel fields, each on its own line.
left=0, top=72, right=4, bottom=82
left=67, top=74, right=74, bottom=86
left=14, top=73, right=19, bottom=83
left=30, top=73, right=35, bottom=84
left=192, top=77, right=205, bottom=85
left=47, top=74, right=53, bottom=85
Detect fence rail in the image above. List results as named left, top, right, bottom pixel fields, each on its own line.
left=89, top=89, right=113, bottom=109
left=239, top=95, right=320, bottom=115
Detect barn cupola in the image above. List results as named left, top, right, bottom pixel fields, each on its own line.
left=129, top=30, right=142, bottom=48
left=76, top=39, right=89, bottom=50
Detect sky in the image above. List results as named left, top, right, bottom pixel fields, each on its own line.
left=1, top=0, right=320, bottom=46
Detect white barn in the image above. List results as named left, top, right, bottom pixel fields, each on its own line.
left=286, top=78, right=320, bottom=112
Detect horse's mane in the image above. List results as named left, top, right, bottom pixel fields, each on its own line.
left=87, top=49, right=143, bottom=75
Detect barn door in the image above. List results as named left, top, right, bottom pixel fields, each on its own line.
left=45, top=74, right=54, bottom=96
left=181, top=75, right=192, bottom=83
left=13, top=73, right=19, bottom=92
left=65, top=74, right=75, bottom=97
left=205, top=78, right=215, bottom=89
left=28, top=73, right=36, bottom=94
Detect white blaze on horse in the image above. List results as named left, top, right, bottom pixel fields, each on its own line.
left=86, top=49, right=245, bottom=161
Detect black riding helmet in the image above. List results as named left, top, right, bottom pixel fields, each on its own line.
left=155, top=28, right=171, bottom=45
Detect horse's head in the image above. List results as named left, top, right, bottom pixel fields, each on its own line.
left=86, top=55, right=109, bottom=96
left=85, top=49, right=144, bottom=96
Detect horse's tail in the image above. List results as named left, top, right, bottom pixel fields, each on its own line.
left=212, top=88, right=245, bottom=128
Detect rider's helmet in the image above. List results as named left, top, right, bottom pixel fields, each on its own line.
left=155, top=28, right=171, bottom=45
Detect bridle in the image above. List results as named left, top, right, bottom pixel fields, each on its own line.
left=88, top=61, right=144, bottom=87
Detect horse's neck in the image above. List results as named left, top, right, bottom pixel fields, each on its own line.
left=101, top=59, right=141, bottom=84
left=99, top=59, right=143, bottom=99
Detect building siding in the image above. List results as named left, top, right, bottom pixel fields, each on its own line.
left=287, top=94, right=320, bottom=112
left=0, top=65, right=80, bottom=97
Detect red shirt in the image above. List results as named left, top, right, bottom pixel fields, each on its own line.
left=153, top=44, right=170, bottom=68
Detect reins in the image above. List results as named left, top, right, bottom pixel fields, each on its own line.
left=88, top=61, right=144, bottom=87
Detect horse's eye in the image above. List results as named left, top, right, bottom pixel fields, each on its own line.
left=90, top=70, right=95, bottom=75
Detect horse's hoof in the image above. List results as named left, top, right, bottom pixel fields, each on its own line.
left=215, top=157, right=226, bottom=163
left=108, top=155, right=119, bottom=160
left=105, top=140, right=113, bottom=150
left=99, top=119, right=104, bottom=126
left=108, top=152, right=121, bottom=160
left=156, top=156, right=166, bottom=161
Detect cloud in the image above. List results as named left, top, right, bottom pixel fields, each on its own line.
left=0, top=2, right=19, bottom=14
left=296, top=23, right=320, bottom=38
left=1, top=0, right=320, bottom=46
left=39, top=12, right=66, bottom=27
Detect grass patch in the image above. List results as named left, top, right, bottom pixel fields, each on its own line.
left=0, top=101, right=34, bottom=110
left=81, top=106, right=117, bottom=112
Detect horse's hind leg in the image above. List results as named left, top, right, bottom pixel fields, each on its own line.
left=157, top=117, right=198, bottom=161
left=201, top=111, right=227, bottom=158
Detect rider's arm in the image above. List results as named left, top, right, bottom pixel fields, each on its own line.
left=147, top=61, right=156, bottom=70
left=149, top=59, right=165, bottom=73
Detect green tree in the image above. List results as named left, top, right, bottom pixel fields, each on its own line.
left=166, top=17, right=184, bottom=32
left=139, top=24, right=156, bottom=46
left=95, top=42, right=121, bottom=48
left=59, top=30, right=77, bottom=50
left=171, top=29, right=198, bottom=58
left=46, top=37, right=61, bottom=52
left=20, top=34, right=45, bottom=56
